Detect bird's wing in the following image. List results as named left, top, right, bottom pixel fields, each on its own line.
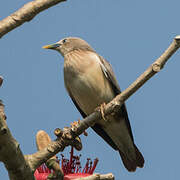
left=98, top=55, right=144, bottom=171
left=67, top=88, right=87, bottom=118
left=98, top=55, right=134, bottom=141
left=98, top=55, right=121, bottom=94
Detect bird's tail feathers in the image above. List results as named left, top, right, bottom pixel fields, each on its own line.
left=119, top=144, right=144, bottom=172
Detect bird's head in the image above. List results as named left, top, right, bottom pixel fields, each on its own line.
left=43, top=37, right=94, bottom=57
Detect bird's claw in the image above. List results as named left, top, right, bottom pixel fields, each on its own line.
left=95, top=102, right=106, bottom=121
left=100, top=103, right=106, bottom=121
left=71, top=120, right=88, bottom=136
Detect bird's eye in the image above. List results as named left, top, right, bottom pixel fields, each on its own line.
left=62, top=39, right=67, bottom=43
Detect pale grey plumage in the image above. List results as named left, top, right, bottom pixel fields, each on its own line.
left=43, top=37, right=144, bottom=171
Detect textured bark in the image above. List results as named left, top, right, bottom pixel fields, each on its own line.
left=0, top=0, right=66, bottom=38
left=0, top=102, right=35, bottom=180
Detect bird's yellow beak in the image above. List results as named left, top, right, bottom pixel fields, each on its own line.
left=42, top=43, right=60, bottom=49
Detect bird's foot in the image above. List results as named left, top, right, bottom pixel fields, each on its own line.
left=71, top=120, right=88, bottom=136
left=100, top=103, right=107, bottom=121
left=95, top=102, right=107, bottom=121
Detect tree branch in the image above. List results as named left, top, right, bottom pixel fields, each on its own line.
left=0, top=101, right=35, bottom=180
left=0, top=0, right=66, bottom=38
left=27, top=36, right=180, bottom=171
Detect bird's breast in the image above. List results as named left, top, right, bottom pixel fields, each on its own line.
left=64, top=50, right=115, bottom=115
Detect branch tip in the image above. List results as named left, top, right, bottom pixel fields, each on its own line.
left=36, top=130, right=53, bottom=151
left=175, top=35, right=180, bottom=41
left=54, top=128, right=63, bottom=137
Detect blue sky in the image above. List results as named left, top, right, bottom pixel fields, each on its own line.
left=0, top=0, right=180, bottom=179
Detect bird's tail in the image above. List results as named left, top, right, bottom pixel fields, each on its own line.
left=119, top=144, right=144, bottom=172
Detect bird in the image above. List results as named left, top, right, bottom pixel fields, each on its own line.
left=43, top=37, right=144, bottom=171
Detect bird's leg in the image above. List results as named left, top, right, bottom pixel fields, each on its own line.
left=71, top=120, right=88, bottom=136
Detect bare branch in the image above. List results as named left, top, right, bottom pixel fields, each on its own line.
left=27, top=36, right=180, bottom=171
left=27, top=127, right=83, bottom=171
left=0, top=0, right=66, bottom=38
left=0, top=101, right=35, bottom=180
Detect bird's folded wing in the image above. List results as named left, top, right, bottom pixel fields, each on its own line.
left=98, top=55, right=134, bottom=142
